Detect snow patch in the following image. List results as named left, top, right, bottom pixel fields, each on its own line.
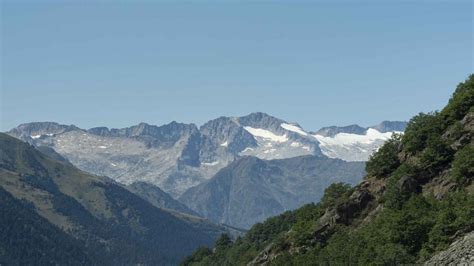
left=241, top=147, right=254, bottom=153
left=290, top=142, right=302, bottom=147
left=97, top=146, right=107, bottom=149
left=31, top=134, right=41, bottom=139
left=220, top=141, right=228, bottom=147
left=264, top=149, right=276, bottom=154
left=313, top=129, right=400, bottom=147
left=281, top=123, right=308, bottom=136
left=243, top=127, right=288, bottom=143
left=202, top=161, right=219, bottom=166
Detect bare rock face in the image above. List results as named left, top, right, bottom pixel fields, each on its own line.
left=461, top=112, right=474, bottom=132
left=424, top=231, right=474, bottom=266
left=315, top=188, right=374, bottom=233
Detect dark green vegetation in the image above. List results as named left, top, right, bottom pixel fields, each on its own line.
left=0, top=134, right=224, bottom=265
left=182, top=74, right=474, bottom=265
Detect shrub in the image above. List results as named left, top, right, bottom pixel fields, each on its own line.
left=319, top=182, right=353, bottom=207
left=451, top=145, right=474, bottom=185
left=441, top=74, right=474, bottom=123
left=402, top=113, right=444, bottom=155
left=418, top=137, right=454, bottom=178
left=366, top=134, right=402, bottom=178
left=180, top=247, right=212, bottom=266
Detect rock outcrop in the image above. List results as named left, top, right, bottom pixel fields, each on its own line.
left=425, top=232, right=474, bottom=265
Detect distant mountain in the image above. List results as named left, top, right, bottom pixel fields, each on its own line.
left=371, top=120, right=408, bottom=133
left=311, top=121, right=406, bottom=161
left=313, top=121, right=407, bottom=137
left=179, top=155, right=366, bottom=229
left=7, top=115, right=405, bottom=198
left=0, top=133, right=226, bottom=265
left=8, top=121, right=204, bottom=197
left=313, top=124, right=367, bottom=137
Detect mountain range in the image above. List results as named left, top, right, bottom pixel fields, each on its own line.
left=7, top=114, right=406, bottom=228
left=7, top=114, right=405, bottom=196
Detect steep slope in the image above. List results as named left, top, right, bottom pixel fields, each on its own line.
left=127, top=181, right=199, bottom=216
left=7, top=117, right=404, bottom=198
left=0, top=187, right=93, bottom=265
left=180, top=156, right=365, bottom=229
left=0, top=133, right=221, bottom=265
left=125, top=181, right=245, bottom=240
left=182, top=74, right=474, bottom=265
left=424, top=231, right=474, bottom=265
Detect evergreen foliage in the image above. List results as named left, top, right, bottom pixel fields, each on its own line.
left=366, top=133, right=402, bottom=178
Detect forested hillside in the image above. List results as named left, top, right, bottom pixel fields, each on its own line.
left=182, top=74, right=474, bottom=265
left=0, top=133, right=222, bottom=265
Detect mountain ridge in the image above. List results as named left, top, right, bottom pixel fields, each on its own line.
left=7, top=115, right=406, bottom=199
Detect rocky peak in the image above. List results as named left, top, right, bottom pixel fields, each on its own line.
left=8, top=122, right=80, bottom=140
left=87, top=126, right=112, bottom=136
left=314, top=124, right=367, bottom=137
left=88, top=121, right=198, bottom=138
left=313, top=121, right=407, bottom=137
left=200, top=116, right=240, bottom=138
left=371, top=121, right=407, bottom=133
left=199, top=116, right=257, bottom=156
left=238, top=112, right=285, bottom=132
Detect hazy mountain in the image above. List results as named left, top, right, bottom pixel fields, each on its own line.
left=0, top=133, right=225, bottom=265
left=7, top=115, right=405, bottom=198
left=179, top=155, right=366, bottom=229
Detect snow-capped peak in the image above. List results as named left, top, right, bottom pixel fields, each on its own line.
left=312, top=128, right=402, bottom=161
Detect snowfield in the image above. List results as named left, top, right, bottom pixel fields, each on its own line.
left=243, top=126, right=289, bottom=142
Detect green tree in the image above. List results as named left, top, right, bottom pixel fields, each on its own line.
left=402, top=112, right=444, bottom=155
left=441, top=74, right=474, bottom=123
left=320, top=182, right=352, bottom=207
left=215, top=234, right=232, bottom=250
left=366, top=133, right=402, bottom=178
left=451, top=145, right=474, bottom=185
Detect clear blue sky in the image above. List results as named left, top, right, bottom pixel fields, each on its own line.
left=1, top=1, right=473, bottom=132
